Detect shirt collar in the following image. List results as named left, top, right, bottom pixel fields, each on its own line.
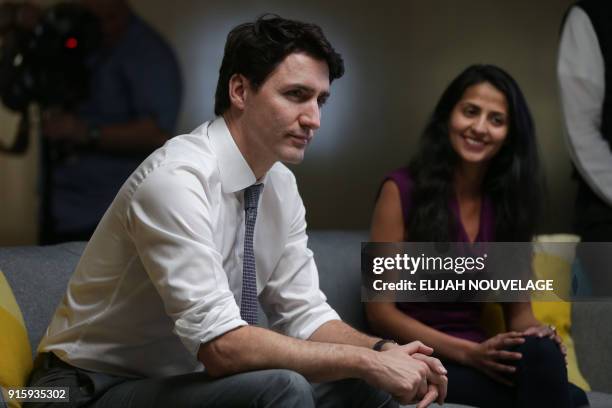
left=208, top=117, right=265, bottom=194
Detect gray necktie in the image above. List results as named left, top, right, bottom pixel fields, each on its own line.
left=240, top=183, right=263, bottom=325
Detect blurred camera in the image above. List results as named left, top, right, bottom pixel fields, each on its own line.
left=0, top=2, right=101, bottom=111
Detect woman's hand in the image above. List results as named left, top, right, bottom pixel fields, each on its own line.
left=522, top=325, right=567, bottom=361
left=463, top=332, right=525, bottom=386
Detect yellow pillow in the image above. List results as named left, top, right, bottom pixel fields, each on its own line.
left=480, top=235, right=590, bottom=391
left=531, top=246, right=590, bottom=391
left=0, top=270, right=33, bottom=408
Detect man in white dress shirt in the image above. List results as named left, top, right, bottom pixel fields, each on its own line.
left=27, top=15, right=447, bottom=408
left=558, top=0, right=612, bottom=297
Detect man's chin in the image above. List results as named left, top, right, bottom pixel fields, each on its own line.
left=278, top=148, right=306, bottom=165
left=281, top=155, right=305, bottom=165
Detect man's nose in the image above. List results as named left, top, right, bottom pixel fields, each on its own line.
left=299, top=101, right=321, bottom=131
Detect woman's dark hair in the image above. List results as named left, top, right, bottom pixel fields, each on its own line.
left=214, top=14, right=344, bottom=115
left=407, top=64, right=542, bottom=242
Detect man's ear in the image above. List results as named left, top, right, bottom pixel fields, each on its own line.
left=228, top=74, right=250, bottom=111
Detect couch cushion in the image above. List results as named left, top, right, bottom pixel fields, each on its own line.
left=572, top=302, right=612, bottom=393
left=308, top=230, right=369, bottom=332
left=585, top=391, right=612, bottom=408
left=0, top=242, right=85, bottom=354
left=0, top=269, right=32, bottom=408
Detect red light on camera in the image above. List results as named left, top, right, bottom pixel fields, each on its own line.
left=65, top=37, right=78, bottom=49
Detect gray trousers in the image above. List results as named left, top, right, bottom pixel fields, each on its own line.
left=25, top=353, right=396, bottom=408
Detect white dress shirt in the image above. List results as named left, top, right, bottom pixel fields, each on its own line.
left=558, top=6, right=611, bottom=205
left=39, top=117, right=340, bottom=378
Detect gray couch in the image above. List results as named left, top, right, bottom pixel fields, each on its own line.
left=1, top=230, right=611, bottom=407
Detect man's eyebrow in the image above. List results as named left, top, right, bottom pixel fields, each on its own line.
left=285, top=84, right=330, bottom=98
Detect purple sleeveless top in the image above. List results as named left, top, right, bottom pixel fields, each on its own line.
left=385, top=167, right=494, bottom=342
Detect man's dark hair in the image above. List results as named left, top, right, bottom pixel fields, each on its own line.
left=214, top=14, right=344, bottom=115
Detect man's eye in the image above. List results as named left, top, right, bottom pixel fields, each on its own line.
left=287, top=90, right=304, bottom=98
left=317, top=97, right=328, bottom=107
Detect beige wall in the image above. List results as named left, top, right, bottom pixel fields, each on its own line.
left=0, top=107, right=39, bottom=245
left=0, top=0, right=577, bottom=244
left=0, top=0, right=54, bottom=245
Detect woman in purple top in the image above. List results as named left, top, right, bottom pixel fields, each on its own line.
left=366, top=65, right=588, bottom=407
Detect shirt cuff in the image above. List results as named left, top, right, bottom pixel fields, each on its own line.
left=290, top=309, right=341, bottom=340
left=174, top=297, right=248, bottom=356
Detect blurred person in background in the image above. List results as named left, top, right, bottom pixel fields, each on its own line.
left=39, top=0, right=182, bottom=244
left=558, top=0, right=612, bottom=298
